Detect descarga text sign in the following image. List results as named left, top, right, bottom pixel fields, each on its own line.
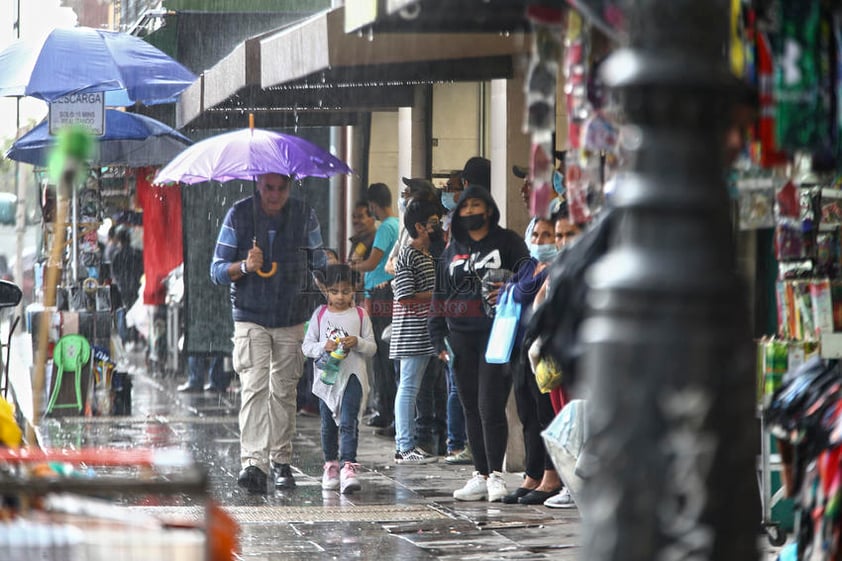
left=48, top=93, right=105, bottom=136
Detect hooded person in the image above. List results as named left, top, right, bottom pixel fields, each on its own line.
left=428, top=184, right=530, bottom=503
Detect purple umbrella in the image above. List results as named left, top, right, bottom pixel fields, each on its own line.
left=153, top=127, right=351, bottom=278
left=153, top=128, right=352, bottom=185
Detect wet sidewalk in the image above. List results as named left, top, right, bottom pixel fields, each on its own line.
left=34, top=354, right=785, bottom=560
left=37, top=357, right=580, bottom=560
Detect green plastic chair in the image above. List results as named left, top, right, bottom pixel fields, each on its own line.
left=45, top=334, right=91, bottom=415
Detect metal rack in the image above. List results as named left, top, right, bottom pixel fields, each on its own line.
left=0, top=447, right=238, bottom=561
left=757, top=407, right=787, bottom=546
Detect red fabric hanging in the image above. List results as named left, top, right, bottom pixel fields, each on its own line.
left=135, top=167, right=182, bottom=305
left=757, top=31, right=789, bottom=168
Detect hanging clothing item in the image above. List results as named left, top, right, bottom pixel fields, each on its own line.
left=773, top=0, right=831, bottom=152
left=757, top=30, right=789, bottom=167
left=135, top=167, right=183, bottom=305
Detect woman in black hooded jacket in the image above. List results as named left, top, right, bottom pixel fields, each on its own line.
left=428, top=185, right=530, bottom=502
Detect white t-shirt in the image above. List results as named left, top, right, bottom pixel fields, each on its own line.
left=301, top=306, right=377, bottom=423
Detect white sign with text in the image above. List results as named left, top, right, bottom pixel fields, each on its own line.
left=48, top=93, right=105, bottom=136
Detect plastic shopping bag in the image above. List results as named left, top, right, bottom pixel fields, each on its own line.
left=542, top=399, right=589, bottom=505
left=485, top=286, right=521, bottom=364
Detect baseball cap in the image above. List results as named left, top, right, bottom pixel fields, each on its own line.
left=401, top=177, right=438, bottom=198
left=462, top=157, right=491, bottom=190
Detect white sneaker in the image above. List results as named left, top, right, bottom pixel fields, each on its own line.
left=544, top=487, right=576, bottom=509
left=322, top=461, right=340, bottom=491
left=486, top=471, right=508, bottom=502
left=340, top=462, right=361, bottom=494
left=453, top=471, right=487, bottom=501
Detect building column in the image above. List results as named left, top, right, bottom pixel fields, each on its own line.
left=398, top=85, right=431, bottom=187
left=490, top=64, right=530, bottom=473
left=490, top=65, right=530, bottom=235
left=398, top=107, right=412, bottom=189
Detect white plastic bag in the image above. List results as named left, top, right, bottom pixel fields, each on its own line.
left=542, top=399, right=588, bottom=503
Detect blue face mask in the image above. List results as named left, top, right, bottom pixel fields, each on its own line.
left=552, top=170, right=565, bottom=196
left=398, top=197, right=407, bottom=214
left=530, top=243, right=559, bottom=263
left=441, top=192, right=458, bottom=212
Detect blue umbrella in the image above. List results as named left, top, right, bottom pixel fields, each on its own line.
left=0, top=27, right=196, bottom=105
left=5, top=110, right=192, bottom=167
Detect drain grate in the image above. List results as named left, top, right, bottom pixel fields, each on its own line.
left=131, top=504, right=448, bottom=524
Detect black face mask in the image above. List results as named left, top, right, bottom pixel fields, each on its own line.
left=428, top=225, right=444, bottom=244
left=461, top=214, right=487, bottom=232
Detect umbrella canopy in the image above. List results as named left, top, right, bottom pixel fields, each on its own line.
left=5, top=110, right=193, bottom=168
left=0, top=27, right=196, bottom=105
left=153, top=128, right=352, bottom=184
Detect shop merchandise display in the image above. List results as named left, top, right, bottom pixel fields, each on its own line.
left=766, top=358, right=842, bottom=560
left=525, top=6, right=565, bottom=221
left=728, top=1, right=842, bottom=556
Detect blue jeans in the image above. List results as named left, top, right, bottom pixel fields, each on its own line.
left=446, top=362, right=467, bottom=453
left=394, top=355, right=431, bottom=452
left=186, top=354, right=230, bottom=390
left=320, top=375, right=363, bottom=464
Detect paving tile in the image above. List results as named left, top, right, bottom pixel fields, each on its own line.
left=29, top=361, right=782, bottom=560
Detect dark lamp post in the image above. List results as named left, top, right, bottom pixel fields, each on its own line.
left=579, top=2, right=758, bottom=560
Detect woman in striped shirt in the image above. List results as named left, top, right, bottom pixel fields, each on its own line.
left=390, top=199, right=443, bottom=464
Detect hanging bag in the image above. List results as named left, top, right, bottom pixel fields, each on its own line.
left=485, top=286, right=521, bottom=364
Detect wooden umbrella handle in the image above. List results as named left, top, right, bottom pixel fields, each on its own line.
left=256, top=263, right=277, bottom=278
left=251, top=239, right=277, bottom=278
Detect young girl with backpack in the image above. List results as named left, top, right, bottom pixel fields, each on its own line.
left=302, top=264, right=377, bottom=494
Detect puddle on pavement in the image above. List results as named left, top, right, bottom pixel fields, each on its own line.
left=27, top=362, right=582, bottom=560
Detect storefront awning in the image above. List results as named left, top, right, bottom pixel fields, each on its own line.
left=343, top=0, right=531, bottom=34
left=177, top=6, right=529, bottom=130
left=260, top=6, right=528, bottom=90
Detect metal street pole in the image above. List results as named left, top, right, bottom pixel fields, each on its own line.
left=13, top=0, right=24, bottom=306
left=579, top=1, right=758, bottom=560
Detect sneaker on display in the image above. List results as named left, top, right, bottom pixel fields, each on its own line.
left=544, top=487, right=577, bottom=509
left=394, top=447, right=438, bottom=465
left=453, top=471, right=488, bottom=501
left=340, top=462, right=361, bottom=494
left=322, top=461, right=340, bottom=491
left=486, top=471, right=508, bottom=503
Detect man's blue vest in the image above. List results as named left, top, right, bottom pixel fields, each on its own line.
left=227, top=196, right=315, bottom=328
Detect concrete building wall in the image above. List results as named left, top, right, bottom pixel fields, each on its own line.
left=431, top=82, right=481, bottom=183
left=368, top=111, right=400, bottom=209
left=62, top=0, right=110, bottom=28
